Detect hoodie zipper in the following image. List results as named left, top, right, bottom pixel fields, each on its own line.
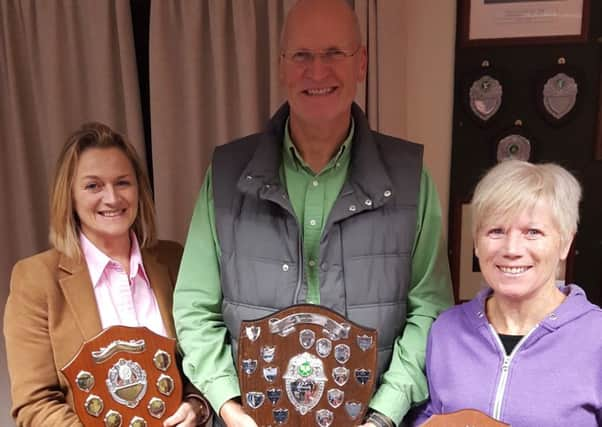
left=489, top=324, right=537, bottom=420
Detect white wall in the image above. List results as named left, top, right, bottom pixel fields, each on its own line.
left=404, top=1, right=456, bottom=230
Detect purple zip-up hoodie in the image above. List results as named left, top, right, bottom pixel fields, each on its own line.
left=411, top=285, right=602, bottom=427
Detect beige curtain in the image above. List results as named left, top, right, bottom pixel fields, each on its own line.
left=150, top=0, right=294, bottom=242
left=0, top=1, right=143, bottom=425
left=149, top=0, right=414, bottom=243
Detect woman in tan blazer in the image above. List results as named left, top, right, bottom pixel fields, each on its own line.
left=3, top=123, right=210, bottom=426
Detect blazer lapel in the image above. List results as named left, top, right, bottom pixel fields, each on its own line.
left=57, top=254, right=103, bottom=340
left=142, top=249, right=176, bottom=338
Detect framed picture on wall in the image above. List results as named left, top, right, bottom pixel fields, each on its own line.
left=459, top=0, right=591, bottom=46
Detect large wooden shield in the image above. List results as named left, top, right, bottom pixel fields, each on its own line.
left=423, top=409, right=510, bottom=427
left=237, top=304, right=377, bottom=426
left=61, top=325, right=182, bottom=427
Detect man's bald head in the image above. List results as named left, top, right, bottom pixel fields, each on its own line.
left=280, top=0, right=362, bottom=51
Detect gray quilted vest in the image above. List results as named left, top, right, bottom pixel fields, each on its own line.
left=212, top=102, right=422, bottom=393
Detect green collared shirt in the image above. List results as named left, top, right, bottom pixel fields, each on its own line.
left=174, top=122, right=453, bottom=425
left=281, top=118, right=353, bottom=304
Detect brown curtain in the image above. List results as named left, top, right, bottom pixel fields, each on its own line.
left=0, top=1, right=143, bottom=424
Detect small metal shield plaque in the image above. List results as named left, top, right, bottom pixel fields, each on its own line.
left=61, top=326, right=182, bottom=427
left=238, top=304, right=377, bottom=426
left=469, top=75, right=503, bottom=122
left=543, top=72, right=578, bottom=121
left=496, top=133, right=531, bottom=162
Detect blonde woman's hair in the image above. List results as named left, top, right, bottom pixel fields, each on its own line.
left=49, top=122, right=157, bottom=259
left=471, top=160, right=581, bottom=247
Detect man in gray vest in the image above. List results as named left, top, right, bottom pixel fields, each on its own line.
left=174, top=1, right=453, bottom=426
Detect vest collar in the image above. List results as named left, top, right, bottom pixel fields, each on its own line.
left=236, top=102, right=394, bottom=211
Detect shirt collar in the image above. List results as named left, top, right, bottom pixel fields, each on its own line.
left=283, top=116, right=354, bottom=174
left=79, top=231, right=149, bottom=288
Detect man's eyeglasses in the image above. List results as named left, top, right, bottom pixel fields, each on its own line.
left=281, top=46, right=362, bottom=65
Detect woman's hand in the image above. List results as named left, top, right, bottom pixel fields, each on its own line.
left=220, top=400, right=258, bottom=427
left=163, top=397, right=208, bottom=427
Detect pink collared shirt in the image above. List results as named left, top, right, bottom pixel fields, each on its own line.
left=80, top=232, right=167, bottom=337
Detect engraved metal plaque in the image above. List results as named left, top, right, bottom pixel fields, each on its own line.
left=238, top=304, right=377, bottom=426
left=543, top=72, right=578, bottom=120
left=469, top=75, right=503, bottom=122
left=496, top=134, right=531, bottom=162
left=61, top=325, right=182, bottom=427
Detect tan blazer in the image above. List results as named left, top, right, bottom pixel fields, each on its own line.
left=3, top=241, right=183, bottom=427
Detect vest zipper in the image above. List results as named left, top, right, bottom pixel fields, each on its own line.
left=489, top=324, right=536, bottom=420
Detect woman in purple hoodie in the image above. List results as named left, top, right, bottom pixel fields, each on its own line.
left=412, top=160, right=602, bottom=427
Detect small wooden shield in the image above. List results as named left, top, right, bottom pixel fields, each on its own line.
left=238, top=304, right=377, bottom=426
left=61, top=325, right=182, bottom=427
left=423, top=409, right=510, bottom=427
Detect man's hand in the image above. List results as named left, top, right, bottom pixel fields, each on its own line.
left=163, top=399, right=205, bottom=426
left=220, top=400, right=258, bottom=427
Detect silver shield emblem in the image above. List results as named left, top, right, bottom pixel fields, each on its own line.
left=469, top=75, right=503, bottom=121
left=104, top=409, right=122, bottom=427
left=245, top=326, right=261, bottom=342
left=85, top=394, right=104, bottom=417
left=543, top=72, right=577, bottom=120
left=242, top=359, right=257, bottom=375
left=273, top=408, right=289, bottom=424
left=496, top=134, right=531, bottom=162
left=355, top=368, right=371, bottom=385
left=267, top=388, right=281, bottom=405
left=327, top=388, right=344, bottom=408
left=261, top=345, right=276, bottom=363
left=75, top=370, right=95, bottom=392
left=332, top=366, right=350, bottom=386
left=106, top=358, right=147, bottom=408
left=334, top=344, right=350, bottom=364
left=283, top=352, right=327, bottom=415
left=316, top=338, right=332, bottom=358
left=316, top=408, right=334, bottom=427
left=356, top=334, right=373, bottom=352
left=299, top=329, right=316, bottom=349
left=246, top=391, right=265, bottom=409
left=345, top=401, right=363, bottom=420
left=263, top=366, right=278, bottom=383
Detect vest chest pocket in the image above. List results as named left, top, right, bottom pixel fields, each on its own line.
left=221, top=250, right=299, bottom=308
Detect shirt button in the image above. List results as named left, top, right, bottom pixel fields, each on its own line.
left=282, top=264, right=289, bottom=272
left=348, top=205, right=356, bottom=212
left=384, top=190, right=392, bottom=197
left=320, top=262, right=328, bottom=271
left=246, top=175, right=253, bottom=181
left=308, top=260, right=316, bottom=267
left=309, top=219, right=317, bottom=226
left=312, top=180, right=319, bottom=187
left=364, top=199, right=372, bottom=206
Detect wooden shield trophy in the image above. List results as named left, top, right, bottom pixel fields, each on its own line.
left=237, top=305, right=377, bottom=426
left=423, top=409, right=510, bottom=427
left=61, top=325, right=182, bottom=427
